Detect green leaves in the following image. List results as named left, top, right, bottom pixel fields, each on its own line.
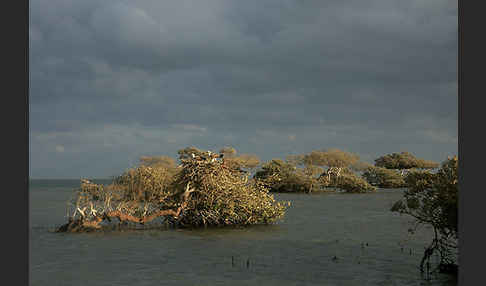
left=302, top=149, right=360, bottom=169
left=325, top=171, right=377, bottom=193
left=256, top=150, right=376, bottom=193
left=362, top=166, right=405, bottom=188
left=405, top=197, right=420, bottom=210
left=375, top=152, right=439, bottom=170
left=391, top=156, right=458, bottom=268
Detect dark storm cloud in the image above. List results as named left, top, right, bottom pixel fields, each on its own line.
left=29, top=0, right=457, bottom=178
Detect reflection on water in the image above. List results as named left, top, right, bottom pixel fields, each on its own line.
left=30, top=180, right=457, bottom=286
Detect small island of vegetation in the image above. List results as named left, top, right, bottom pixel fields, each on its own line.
left=361, top=152, right=439, bottom=188
left=57, top=147, right=288, bottom=233
left=255, top=149, right=376, bottom=193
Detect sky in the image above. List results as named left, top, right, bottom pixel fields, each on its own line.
left=29, top=0, right=458, bottom=179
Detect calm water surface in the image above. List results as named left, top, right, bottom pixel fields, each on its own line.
left=30, top=179, right=457, bottom=286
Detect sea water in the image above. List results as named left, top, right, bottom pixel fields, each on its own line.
left=29, top=179, right=457, bottom=286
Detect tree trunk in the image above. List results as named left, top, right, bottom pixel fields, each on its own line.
left=58, top=182, right=196, bottom=232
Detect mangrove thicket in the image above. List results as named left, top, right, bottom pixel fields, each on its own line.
left=391, top=156, right=458, bottom=274
left=57, top=147, right=288, bottom=232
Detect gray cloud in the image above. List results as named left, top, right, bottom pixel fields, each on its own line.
left=29, top=0, right=457, bottom=178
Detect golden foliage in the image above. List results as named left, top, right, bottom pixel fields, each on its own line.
left=58, top=149, right=287, bottom=232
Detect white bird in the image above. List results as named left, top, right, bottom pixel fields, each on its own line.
left=90, top=203, right=97, bottom=216
left=191, top=153, right=195, bottom=158
left=77, top=207, right=87, bottom=217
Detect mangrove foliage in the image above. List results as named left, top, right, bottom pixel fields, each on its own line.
left=57, top=147, right=288, bottom=232
left=391, top=156, right=458, bottom=275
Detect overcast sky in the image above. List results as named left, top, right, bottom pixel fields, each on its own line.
left=29, top=0, right=457, bottom=179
